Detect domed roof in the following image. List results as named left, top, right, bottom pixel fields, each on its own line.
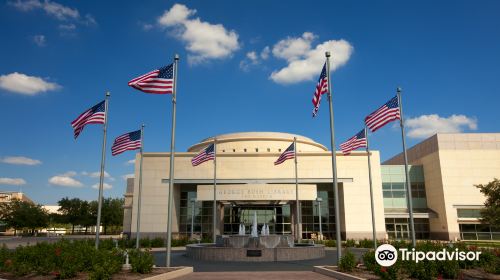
left=187, top=132, right=327, bottom=152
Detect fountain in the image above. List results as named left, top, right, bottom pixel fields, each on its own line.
left=186, top=211, right=325, bottom=262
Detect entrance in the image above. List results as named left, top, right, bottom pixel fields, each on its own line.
left=223, top=204, right=292, bottom=235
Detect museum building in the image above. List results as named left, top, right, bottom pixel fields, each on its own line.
left=122, top=132, right=500, bottom=241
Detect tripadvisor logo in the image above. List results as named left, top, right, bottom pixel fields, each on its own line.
left=374, top=244, right=482, bottom=267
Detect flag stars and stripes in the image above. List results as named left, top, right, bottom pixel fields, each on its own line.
left=111, top=130, right=142, bottom=156
left=128, top=64, right=174, bottom=94
left=191, top=143, right=215, bottom=166
left=274, top=143, right=295, bottom=165
left=364, top=96, right=401, bottom=132
left=312, top=63, right=329, bottom=117
left=70, top=100, right=106, bottom=139
left=340, top=129, right=367, bottom=155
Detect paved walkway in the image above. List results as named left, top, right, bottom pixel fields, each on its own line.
left=175, top=271, right=335, bottom=280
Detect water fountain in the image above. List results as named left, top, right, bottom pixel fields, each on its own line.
left=186, top=211, right=325, bottom=262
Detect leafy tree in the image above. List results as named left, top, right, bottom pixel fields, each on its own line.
left=100, top=198, right=124, bottom=234
left=0, top=199, right=49, bottom=235
left=475, top=178, right=500, bottom=227
left=58, top=197, right=94, bottom=234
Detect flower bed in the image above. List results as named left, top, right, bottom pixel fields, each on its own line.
left=315, top=241, right=500, bottom=280
left=0, top=239, right=191, bottom=279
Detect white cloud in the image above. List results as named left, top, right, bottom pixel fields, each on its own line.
left=82, top=171, right=114, bottom=181
left=269, top=33, right=353, bottom=84
left=1, top=156, right=41, bottom=165
left=33, top=34, right=46, bottom=47
left=126, top=159, right=135, bottom=165
left=10, top=0, right=96, bottom=26
left=142, top=23, right=153, bottom=31
left=272, top=32, right=316, bottom=62
left=157, top=3, right=240, bottom=64
left=239, top=47, right=270, bottom=72
left=0, top=72, right=60, bottom=95
left=58, top=23, right=76, bottom=31
left=91, top=183, right=112, bottom=190
left=0, top=177, right=27, bottom=186
left=122, top=173, right=134, bottom=180
left=406, top=114, right=478, bottom=139
left=49, top=171, right=82, bottom=187
left=260, top=46, right=270, bottom=60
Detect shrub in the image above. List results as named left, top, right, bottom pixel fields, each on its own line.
left=362, top=250, right=377, bottom=271
left=358, top=238, right=375, bottom=248
left=338, top=250, right=357, bottom=272
left=151, top=237, right=165, bottom=248
left=0, top=244, right=12, bottom=272
left=437, top=260, right=460, bottom=279
left=140, top=237, right=151, bottom=248
left=89, top=249, right=123, bottom=280
left=345, top=239, right=356, bottom=247
left=129, top=249, right=154, bottom=274
left=479, top=249, right=500, bottom=274
left=322, top=239, right=336, bottom=247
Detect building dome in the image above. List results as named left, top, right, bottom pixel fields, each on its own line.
left=187, top=132, right=327, bottom=153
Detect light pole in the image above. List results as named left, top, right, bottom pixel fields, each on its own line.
left=190, top=198, right=196, bottom=240
left=316, top=197, right=323, bottom=240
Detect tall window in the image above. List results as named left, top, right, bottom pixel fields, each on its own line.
left=179, top=190, right=213, bottom=239
left=301, top=184, right=336, bottom=239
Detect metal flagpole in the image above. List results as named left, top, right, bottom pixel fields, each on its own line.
left=213, top=138, right=217, bottom=242
left=95, top=91, right=110, bottom=249
left=365, top=128, right=377, bottom=250
left=325, top=52, right=342, bottom=260
left=166, top=54, right=179, bottom=267
left=136, top=124, right=145, bottom=249
left=294, top=137, right=301, bottom=242
left=397, top=87, right=416, bottom=247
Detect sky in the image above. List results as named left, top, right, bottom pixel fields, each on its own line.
left=1, top=0, right=499, bottom=205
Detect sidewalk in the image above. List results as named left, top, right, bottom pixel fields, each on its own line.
left=175, top=271, right=336, bottom=280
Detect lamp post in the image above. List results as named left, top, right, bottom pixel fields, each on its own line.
left=190, top=198, right=196, bottom=240
left=316, top=197, right=323, bottom=240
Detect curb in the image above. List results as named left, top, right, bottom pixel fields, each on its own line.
left=143, top=266, right=193, bottom=280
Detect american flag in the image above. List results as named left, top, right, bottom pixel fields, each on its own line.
left=191, top=143, right=215, bottom=166
left=71, top=100, right=106, bottom=139
left=274, top=143, right=295, bottom=165
left=128, top=64, right=174, bottom=94
left=364, top=96, right=401, bottom=132
left=312, top=63, right=329, bottom=117
left=111, top=130, right=142, bottom=156
left=340, top=129, right=367, bottom=155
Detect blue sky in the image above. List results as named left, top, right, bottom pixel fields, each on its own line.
left=1, top=0, right=499, bottom=204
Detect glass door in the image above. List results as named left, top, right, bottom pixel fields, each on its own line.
left=395, top=223, right=409, bottom=239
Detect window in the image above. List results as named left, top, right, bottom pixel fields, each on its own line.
left=383, top=182, right=427, bottom=208
left=459, top=224, right=500, bottom=240
left=385, top=218, right=429, bottom=239
left=222, top=150, right=225, bottom=153
left=233, top=149, right=235, bottom=152
left=267, top=148, right=270, bottom=152
left=244, top=148, right=247, bottom=152
left=457, top=209, right=482, bottom=219
left=255, top=148, right=258, bottom=152
left=278, top=149, right=281, bottom=152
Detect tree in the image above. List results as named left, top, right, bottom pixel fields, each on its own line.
left=93, top=198, right=124, bottom=235
left=58, top=197, right=87, bottom=234
left=475, top=178, right=500, bottom=228
left=0, top=199, right=49, bottom=235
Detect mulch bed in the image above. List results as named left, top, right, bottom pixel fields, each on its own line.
left=0, top=267, right=179, bottom=280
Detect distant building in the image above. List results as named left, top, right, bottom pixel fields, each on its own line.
left=122, top=132, right=500, bottom=241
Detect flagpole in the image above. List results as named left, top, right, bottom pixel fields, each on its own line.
left=166, top=54, right=179, bottom=267
left=397, top=87, right=416, bottom=247
left=325, top=51, right=342, bottom=260
left=213, top=138, right=217, bottom=242
left=95, top=91, right=110, bottom=249
left=136, top=124, right=145, bottom=249
left=365, top=128, right=377, bottom=250
left=294, top=137, right=301, bottom=242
